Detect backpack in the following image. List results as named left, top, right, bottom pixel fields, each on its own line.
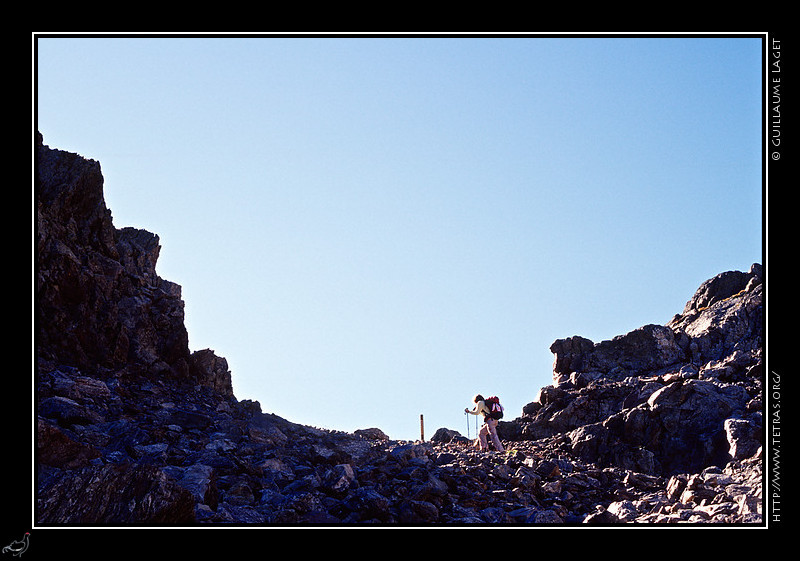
left=485, top=396, right=504, bottom=420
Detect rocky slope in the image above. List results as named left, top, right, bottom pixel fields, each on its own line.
left=35, top=132, right=763, bottom=526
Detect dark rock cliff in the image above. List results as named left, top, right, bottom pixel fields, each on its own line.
left=503, top=263, right=763, bottom=477
left=34, top=133, right=764, bottom=525
left=36, top=131, right=231, bottom=395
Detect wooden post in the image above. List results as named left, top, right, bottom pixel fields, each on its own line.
left=420, top=414, right=424, bottom=442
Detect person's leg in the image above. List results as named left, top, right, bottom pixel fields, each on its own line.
left=478, top=424, right=489, bottom=450
left=488, top=419, right=504, bottom=452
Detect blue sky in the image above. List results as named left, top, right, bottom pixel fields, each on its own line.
left=35, top=35, right=764, bottom=440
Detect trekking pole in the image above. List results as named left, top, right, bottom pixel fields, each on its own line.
left=465, top=410, right=470, bottom=439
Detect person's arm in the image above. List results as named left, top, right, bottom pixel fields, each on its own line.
left=465, top=400, right=486, bottom=416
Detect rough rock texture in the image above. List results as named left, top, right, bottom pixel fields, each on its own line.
left=35, top=133, right=763, bottom=526
left=36, top=132, right=228, bottom=390
left=507, top=264, right=762, bottom=474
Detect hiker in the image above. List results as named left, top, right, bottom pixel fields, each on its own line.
left=464, top=394, right=505, bottom=452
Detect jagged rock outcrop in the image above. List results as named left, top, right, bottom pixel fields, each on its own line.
left=502, top=262, right=763, bottom=495
left=36, top=132, right=231, bottom=390
left=35, top=133, right=763, bottom=525
left=550, top=324, right=686, bottom=380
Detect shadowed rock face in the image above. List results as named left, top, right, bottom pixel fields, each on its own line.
left=506, top=263, right=762, bottom=479
left=36, top=131, right=230, bottom=392
left=550, top=324, right=687, bottom=380
left=35, top=132, right=763, bottom=525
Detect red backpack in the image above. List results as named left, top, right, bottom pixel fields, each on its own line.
left=485, top=396, right=504, bottom=420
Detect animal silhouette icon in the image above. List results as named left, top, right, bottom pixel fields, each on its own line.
left=2, top=533, right=29, bottom=557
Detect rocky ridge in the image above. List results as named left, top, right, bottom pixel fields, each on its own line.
left=35, top=133, right=764, bottom=525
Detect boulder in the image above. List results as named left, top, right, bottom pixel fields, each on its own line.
left=37, top=464, right=196, bottom=524
left=354, top=427, right=390, bottom=441
left=551, top=324, right=685, bottom=380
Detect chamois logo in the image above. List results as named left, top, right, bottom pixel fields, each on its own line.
left=2, top=533, right=29, bottom=557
